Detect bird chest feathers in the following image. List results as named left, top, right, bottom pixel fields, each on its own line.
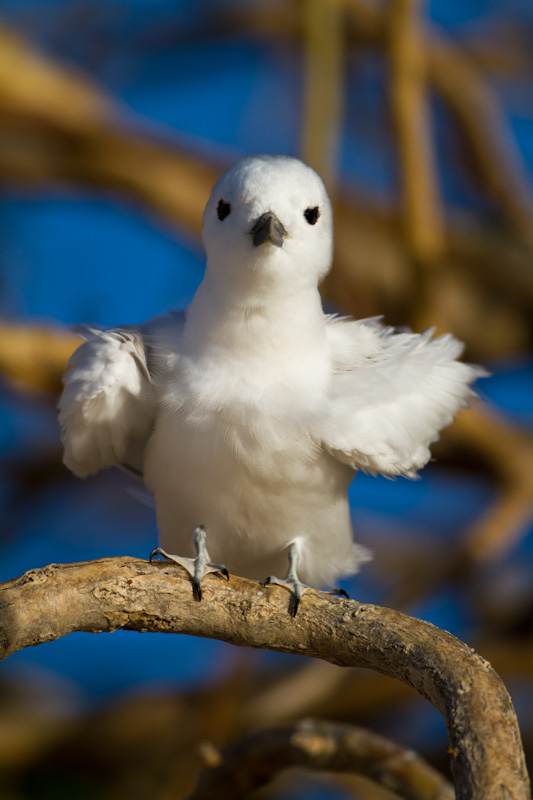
left=149, top=331, right=331, bottom=487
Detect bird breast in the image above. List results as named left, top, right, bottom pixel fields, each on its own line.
left=146, top=344, right=332, bottom=488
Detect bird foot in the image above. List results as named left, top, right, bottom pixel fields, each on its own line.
left=149, top=526, right=229, bottom=601
left=263, top=576, right=349, bottom=616
left=263, top=541, right=350, bottom=616
left=263, top=574, right=310, bottom=617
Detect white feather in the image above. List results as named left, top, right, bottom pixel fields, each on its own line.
left=58, top=326, right=154, bottom=477
left=321, top=317, right=486, bottom=478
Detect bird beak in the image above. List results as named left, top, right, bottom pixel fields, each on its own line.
left=249, top=211, right=287, bottom=248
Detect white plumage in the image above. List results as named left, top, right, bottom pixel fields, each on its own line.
left=59, top=154, right=484, bottom=593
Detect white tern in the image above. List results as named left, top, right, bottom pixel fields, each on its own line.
left=59, top=154, right=485, bottom=612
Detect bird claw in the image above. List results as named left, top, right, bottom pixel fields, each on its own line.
left=327, top=587, right=350, bottom=599
left=149, top=546, right=169, bottom=563
left=192, top=578, right=202, bottom=602
left=211, top=565, right=230, bottom=581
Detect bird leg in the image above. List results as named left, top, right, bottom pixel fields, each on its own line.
left=264, top=542, right=306, bottom=616
left=264, top=541, right=349, bottom=617
left=149, top=525, right=229, bottom=601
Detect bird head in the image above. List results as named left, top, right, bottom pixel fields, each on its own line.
left=202, top=155, right=333, bottom=290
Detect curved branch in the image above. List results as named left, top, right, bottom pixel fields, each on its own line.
left=190, top=718, right=454, bottom=800
left=0, top=558, right=529, bottom=799
left=0, top=27, right=218, bottom=235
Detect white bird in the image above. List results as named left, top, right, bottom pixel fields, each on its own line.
left=59, top=154, right=485, bottom=613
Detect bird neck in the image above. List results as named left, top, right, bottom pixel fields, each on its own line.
left=184, top=268, right=327, bottom=362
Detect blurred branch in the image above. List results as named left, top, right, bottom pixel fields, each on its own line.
left=243, top=660, right=415, bottom=730
left=244, top=659, right=349, bottom=727
left=190, top=718, right=454, bottom=800
left=386, top=0, right=445, bottom=266
left=0, top=557, right=529, bottom=800
left=452, top=409, right=533, bottom=563
left=344, top=0, right=533, bottom=246
left=241, top=0, right=533, bottom=245
left=376, top=407, right=533, bottom=610
left=0, top=323, right=79, bottom=392
left=302, top=0, right=344, bottom=187
left=228, top=2, right=533, bottom=352
left=428, top=34, right=533, bottom=245
left=0, top=21, right=532, bottom=358
left=0, top=27, right=218, bottom=236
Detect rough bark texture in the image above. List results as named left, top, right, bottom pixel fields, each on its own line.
left=0, top=557, right=529, bottom=799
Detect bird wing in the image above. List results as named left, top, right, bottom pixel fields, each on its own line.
left=319, top=316, right=486, bottom=478
left=58, top=325, right=155, bottom=477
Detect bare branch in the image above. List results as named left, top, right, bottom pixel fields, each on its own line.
left=0, top=557, right=529, bottom=800
left=386, top=0, right=445, bottom=266
left=0, top=323, right=79, bottom=393
left=0, top=26, right=219, bottom=235
left=343, top=0, right=533, bottom=246
left=301, top=0, right=344, bottom=187
left=427, top=32, right=533, bottom=246
left=190, top=718, right=455, bottom=800
left=452, top=408, right=533, bottom=563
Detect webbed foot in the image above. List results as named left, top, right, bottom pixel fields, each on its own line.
left=149, top=525, right=229, bottom=601
left=264, top=542, right=349, bottom=616
left=263, top=542, right=309, bottom=617
left=264, top=572, right=308, bottom=617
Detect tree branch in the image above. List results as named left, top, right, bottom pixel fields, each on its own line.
left=386, top=0, right=445, bottom=266
left=301, top=0, right=344, bottom=187
left=0, top=557, right=529, bottom=799
left=0, top=26, right=218, bottom=235
left=0, top=322, right=79, bottom=392
left=190, top=718, right=454, bottom=800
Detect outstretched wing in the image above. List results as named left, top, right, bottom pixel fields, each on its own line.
left=320, top=316, right=486, bottom=478
left=58, top=326, right=155, bottom=477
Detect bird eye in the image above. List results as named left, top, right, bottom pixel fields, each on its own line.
left=304, top=206, right=320, bottom=225
left=217, top=199, right=231, bottom=221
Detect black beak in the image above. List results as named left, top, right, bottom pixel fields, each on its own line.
left=249, top=211, right=287, bottom=248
